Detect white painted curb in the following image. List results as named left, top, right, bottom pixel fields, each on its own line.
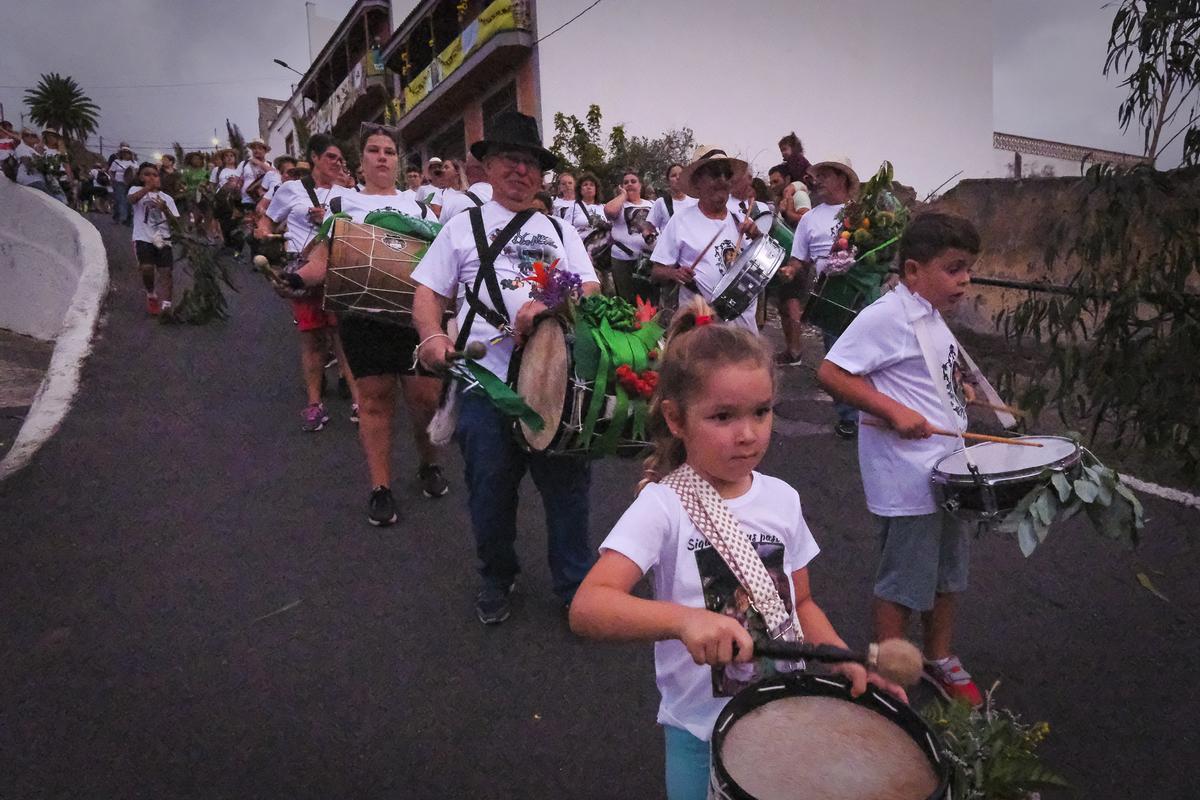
left=0, top=200, right=109, bottom=480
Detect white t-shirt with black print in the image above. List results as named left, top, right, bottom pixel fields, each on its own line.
left=647, top=194, right=698, bottom=235
left=109, top=158, right=138, bottom=185
left=789, top=202, right=844, bottom=275
left=128, top=187, right=179, bottom=245
left=551, top=196, right=595, bottom=237
left=650, top=204, right=757, bottom=332
left=413, top=200, right=598, bottom=381
left=266, top=180, right=343, bottom=255
left=607, top=199, right=653, bottom=260
left=600, top=473, right=820, bottom=741
left=825, top=282, right=969, bottom=516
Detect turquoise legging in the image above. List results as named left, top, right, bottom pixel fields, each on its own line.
left=664, top=725, right=711, bottom=800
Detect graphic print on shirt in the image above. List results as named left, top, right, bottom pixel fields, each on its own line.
left=715, top=239, right=738, bottom=273
left=498, top=229, right=563, bottom=298
left=624, top=206, right=650, bottom=236
left=692, top=537, right=795, bottom=697
left=940, top=342, right=968, bottom=424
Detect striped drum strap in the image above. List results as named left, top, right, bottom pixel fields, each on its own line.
left=662, top=464, right=801, bottom=643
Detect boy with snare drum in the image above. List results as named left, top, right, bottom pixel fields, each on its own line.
left=816, top=212, right=985, bottom=707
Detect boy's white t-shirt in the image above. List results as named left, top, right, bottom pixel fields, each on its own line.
left=607, top=198, right=653, bottom=259
left=647, top=194, right=698, bottom=234
left=600, top=473, right=820, bottom=741
left=650, top=203, right=757, bottom=332
left=266, top=180, right=342, bottom=254
left=825, top=282, right=969, bottom=516
left=414, top=201, right=596, bottom=381
left=789, top=202, right=843, bottom=275
left=128, top=188, right=179, bottom=244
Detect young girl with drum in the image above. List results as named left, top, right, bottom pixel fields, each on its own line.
left=816, top=212, right=985, bottom=708
left=279, top=124, right=449, bottom=526
left=570, top=301, right=905, bottom=800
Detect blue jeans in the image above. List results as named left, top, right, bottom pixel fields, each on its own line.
left=823, top=331, right=858, bottom=425
left=664, top=725, right=711, bottom=800
left=454, top=390, right=594, bottom=601
left=112, top=182, right=130, bottom=222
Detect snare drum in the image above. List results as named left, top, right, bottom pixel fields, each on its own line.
left=711, top=673, right=948, bottom=800
left=323, top=218, right=426, bottom=325
left=931, top=435, right=1082, bottom=520
left=711, top=236, right=786, bottom=321
left=514, top=317, right=649, bottom=458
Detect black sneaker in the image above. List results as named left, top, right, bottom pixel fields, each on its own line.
left=368, top=485, right=398, bottom=527
left=418, top=463, right=449, bottom=498
left=834, top=420, right=858, bottom=440
left=475, top=582, right=514, bottom=625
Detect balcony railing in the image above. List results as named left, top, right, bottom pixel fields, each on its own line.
left=312, top=51, right=389, bottom=134
left=397, top=0, right=530, bottom=117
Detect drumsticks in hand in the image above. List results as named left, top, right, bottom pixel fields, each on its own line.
left=861, top=419, right=1043, bottom=447
left=754, top=638, right=924, bottom=687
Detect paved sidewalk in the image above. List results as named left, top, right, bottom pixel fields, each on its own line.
left=0, top=218, right=1196, bottom=799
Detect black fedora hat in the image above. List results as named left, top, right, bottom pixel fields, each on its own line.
left=469, top=111, right=558, bottom=171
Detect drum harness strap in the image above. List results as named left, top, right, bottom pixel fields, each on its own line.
left=457, top=206, right=535, bottom=351
left=662, top=464, right=803, bottom=649
left=911, top=314, right=979, bottom=484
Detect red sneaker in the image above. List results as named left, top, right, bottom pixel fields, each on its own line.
left=923, top=655, right=983, bottom=707
left=146, top=294, right=161, bottom=316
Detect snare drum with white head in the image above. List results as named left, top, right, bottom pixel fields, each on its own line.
left=931, top=435, right=1082, bottom=519
left=710, top=673, right=948, bottom=800
left=711, top=235, right=786, bottom=322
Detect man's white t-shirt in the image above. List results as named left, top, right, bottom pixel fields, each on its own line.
left=128, top=187, right=179, bottom=244
left=240, top=160, right=268, bottom=204
left=413, top=201, right=597, bottom=381
left=259, top=169, right=283, bottom=200
left=825, top=282, right=969, bottom=516
left=651, top=204, right=757, bottom=332
left=647, top=194, right=698, bottom=234
left=600, top=473, right=820, bottom=741
left=438, top=181, right=492, bottom=221
left=109, top=158, right=138, bottom=185
left=266, top=179, right=342, bottom=255
left=789, top=202, right=843, bottom=275
left=14, top=142, right=43, bottom=185
left=607, top=199, right=653, bottom=259
left=214, top=167, right=241, bottom=190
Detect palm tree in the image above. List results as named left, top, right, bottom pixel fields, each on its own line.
left=24, top=73, right=100, bottom=146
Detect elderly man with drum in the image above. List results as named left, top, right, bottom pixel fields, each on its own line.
left=411, top=111, right=601, bottom=625
left=278, top=124, right=448, bottom=527
left=649, top=146, right=764, bottom=331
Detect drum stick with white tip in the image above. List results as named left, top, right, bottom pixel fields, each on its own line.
left=968, top=399, right=1025, bottom=417
left=861, top=419, right=1043, bottom=447
left=753, top=639, right=924, bottom=688
left=446, top=340, right=487, bottom=362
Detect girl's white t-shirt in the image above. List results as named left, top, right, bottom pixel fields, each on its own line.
left=607, top=198, right=653, bottom=259
left=323, top=189, right=433, bottom=225
left=600, top=473, right=820, bottom=741
left=650, top=204, right=757, bottom=332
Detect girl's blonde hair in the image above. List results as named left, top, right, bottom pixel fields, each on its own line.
left=639, top=299, right=775, bottom=491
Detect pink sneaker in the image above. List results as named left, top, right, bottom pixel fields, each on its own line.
left=923, top=655, right=983, bottom=707
left=301, top=403, right=330, bottom=432
left=146, top=294, right=161, bottom=316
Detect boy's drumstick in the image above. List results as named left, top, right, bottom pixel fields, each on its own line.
left=968, top=399, right=1025, bottom=417
left=861, top=419, right=1043, bottom=447
left=753, top=638, right=924, bottom=687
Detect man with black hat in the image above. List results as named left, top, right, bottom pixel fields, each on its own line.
left=411, top=111, right=601, bottom=625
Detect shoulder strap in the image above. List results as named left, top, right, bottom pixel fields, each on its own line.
left=664, top=194, right=674, bottom=217
left=416, top=200, right=430, bottom=219
left=466, top=190, right=483, bottom=207
left=546, top=215, right=564, bottom=244
left=456, top=207, right=537, bottom=350
left=300, top=176, right=321, bottom=207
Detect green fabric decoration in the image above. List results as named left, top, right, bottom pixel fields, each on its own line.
left=361, top=210, right=442, bottom=242
left=462, top=361, right=544, bottom=431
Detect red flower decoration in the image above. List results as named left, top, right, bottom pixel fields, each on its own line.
left=634, top=295, right=658, bottom=327
left=695, top=314, right=713, bottom=327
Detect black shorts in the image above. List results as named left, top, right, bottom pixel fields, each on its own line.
left=338, top=315, right=434, bottom=378
left=134, top=241, right=174, bottom=269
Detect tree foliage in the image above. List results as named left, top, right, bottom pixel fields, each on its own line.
left=550, top=104, right=694, bottom=197
left=1104, top=0, right=1200, bottom=166
left=996, top=164, right=1200, bottom=480
left=23, top=73, right=100, bottom=145
left=226, top=119, right=247, bottom=160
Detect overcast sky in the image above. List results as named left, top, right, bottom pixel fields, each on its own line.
left=1, top=0, right=1186, bottom=192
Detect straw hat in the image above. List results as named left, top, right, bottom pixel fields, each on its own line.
left=248, top=139, right=270, bottom=151
left=678, top=144, right=749, bottom=192
left=810, top=156, right=860, bottom=194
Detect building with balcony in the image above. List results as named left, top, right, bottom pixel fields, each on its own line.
left=265, top=0, right=393, bottom=157
left=379, top=0, right=539, bottom=165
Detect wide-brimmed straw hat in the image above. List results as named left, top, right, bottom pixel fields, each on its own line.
left=810, top=156, right=860, bottom=194
left=217, top=147, right=237, bottom=160
left=469, top=111, right=558, bottom=171
left=679, top=144, right=749, bottom=192
left=248, top=139, right=270, bottom=151
left=41, top=128, right=61, bottom=139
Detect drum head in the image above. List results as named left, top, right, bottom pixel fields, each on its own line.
left=516, top=319, right=569, bottom=451
left=934, top=436, right=1079, bottom=477
left=326, top=219, right=423, bottom=322
left=712, top=674, right=946, bottom=800
left=712, top=236, right=786, bottom=320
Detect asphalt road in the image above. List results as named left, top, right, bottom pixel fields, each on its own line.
left=1, top=217, right=1197, bottom=799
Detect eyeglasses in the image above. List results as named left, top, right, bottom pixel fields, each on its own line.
left=320, top=152, right=345, bottom=164
left=493, top=150, right=541, bottom=169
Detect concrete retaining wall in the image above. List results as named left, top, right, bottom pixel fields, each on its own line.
left=0, top=178, right=109, bottom=479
